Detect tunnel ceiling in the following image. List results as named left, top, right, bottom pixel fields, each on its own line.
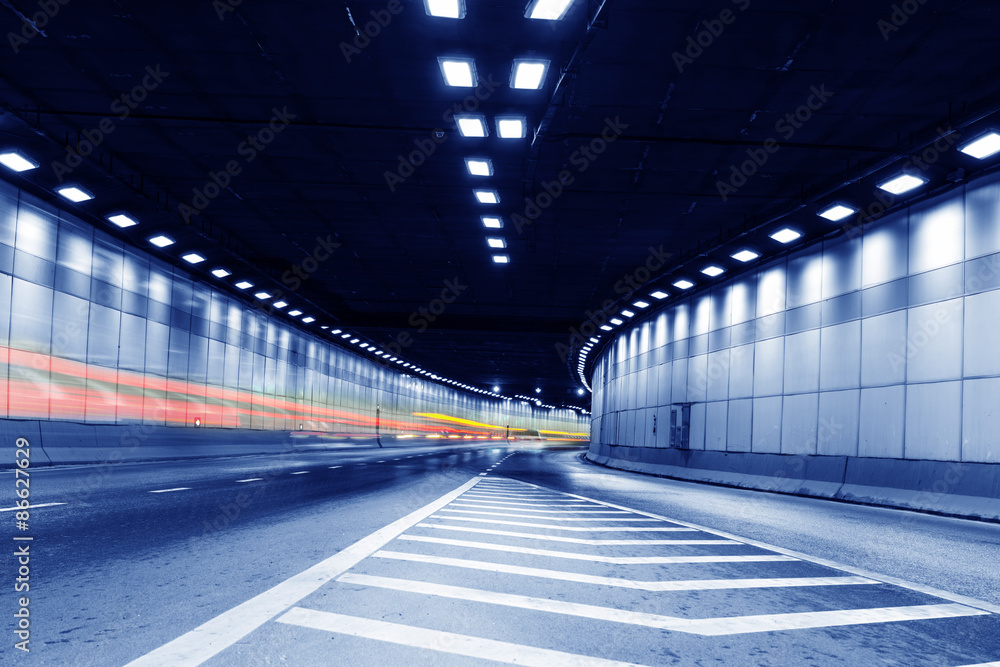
left=1, top=0, right=999, bottom=408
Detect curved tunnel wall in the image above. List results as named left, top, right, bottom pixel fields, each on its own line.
left=588, top=172, right=1000, bottom=515
left=0, top=180, right=587, bottom=462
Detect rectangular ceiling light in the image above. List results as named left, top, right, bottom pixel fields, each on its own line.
left=701, top=265, right=724, bottom=277
left=288, top=309, right=303, bottom=317
left=211, top=268, right=231, bottom=278
left=439, top=57, right=476, bottom=87
left=424, top=0, right=466, bottom=18
left=486, top=237, right=506, bottom=248
left=650, top=290, right=668, bottom=300
left=496, top=116, right=527, bottom=139
left=510, top=59, right=549, bottom=89
left=492, top=254, right=510, bottom=264
left=770, top=227, right=802, bottom=244
left=877, top=173, right=927, bottom=195
left=465, top=158, right=493, bottom=176
left=302, top=317, right=315, bottom=323
left=632, top=300, right=649, bottom=309
left=148, top=234, right=174, bottom=248
left=731, top=249, right=760, bottom=262
left=609, top=318, right=623, bottom=325
left=107, top=213, right=138, bottom=228
left=182, top=252, right=206, bottom=264
left=331, top=329, right=342, bottom=334
left=673, top=279, right=694, bottom=290
left=960, top=131, right=1000, bottom=159
left=474, top=189, right=499, bottom=204
left=482, top=216, right=503, bottom=229
left=254, top=291, right=271, bottom=300
left=0, top=151, right=38, bottom=172
left=273, top=301, right=288, bottom=309
left=235, top=280, right=253, bottom=290
left=600, top=324, right=612, bottom=331
left=818, top=203, right=857, bottom=221
left=525, top=0, right=575, bottom=20
left=589, top=337, right=599, bottom=343
left=455, top=114, right=488, bottom=137
left=57, top=186, right=94, bottom=202
left=621, top=309, right=635, bottom=318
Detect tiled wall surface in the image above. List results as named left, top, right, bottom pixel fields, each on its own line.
left=0, top=181, right=586, bottom=436
left=591, top=172, right=1000, bottom=463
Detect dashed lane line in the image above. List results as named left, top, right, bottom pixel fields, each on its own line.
left=397, top=535, right=791, bottom=564
left=373, top=550, right=875, bottom=591
left=235, top=478, right=263, bottom=483
left=0, top=502, right=66, bottom=512
left=275, top=607, right=646, bottom=667
left=290, top=471, right=309, bottom=475
left=149, top=488, right=191, bottom=494
left=335, top=573, right=987, bottom=636
left=125, top=478, right=482, bottom=666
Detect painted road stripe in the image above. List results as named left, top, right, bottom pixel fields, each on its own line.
left=0, top=502, right=66, bottom=512
left=449, top=503, right=631, bottom=514
left=438, top=509, right=658, bottom=521
left=276, top=607, right=646, bottom=667
left=553, top=487, right=1000, bottom=615
left=398, top=535, right=794, bottom=564
left=462, top=493, right=578, bottom=502
left=374, top=551, right=874, bottom=591
left=430, top=516, right=696, bottom=532
left=329, top=466, right=342, bottom=469
left=125, top=477, right=483, bottom=666
left=149, top=488, right=191, bottom=493
left=953, top=663, right=1000, bottom=666
left=414, top=523, right=730, bottom=545
left=235, top=478, right=263, bottom=483
left=456, top=498, right=598, bottom=507
left=290, top=471, right=309, bottom=475
left=338, top=573, right=986, bottom=636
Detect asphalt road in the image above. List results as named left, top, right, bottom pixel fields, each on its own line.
left=2, top=443, right=999, bottom=666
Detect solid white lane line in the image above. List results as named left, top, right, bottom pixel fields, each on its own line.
left=290, top=472, right=309, bottom=475
left=235, top=478, right=263, bottom=483
left=438, top=509, right=657, bottom=522
left=430, top=516, right=696, bottom=532
left=149, top=488, right=191, bottom=494
left=553, top=487, right=1000, bottom=615
left=0, top=502, right=66, bottom=512
left=414, top=523, right=727, bottom=545
left=338, top=574, right=986, bottom=636
left=124, top=477, right=483, bottom=667
left=374, top=550, right=874, bottom=590
left=449, top=503, right=631, bottom=514
left=397, top=535, right=794, bottom=564
left=276, top=607, right=645, bottom=667
left=953, top=663, right=1000, bottom=667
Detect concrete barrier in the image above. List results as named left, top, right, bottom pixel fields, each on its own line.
left=587, top=442, right=1000, bottom=522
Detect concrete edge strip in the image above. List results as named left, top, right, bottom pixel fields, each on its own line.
left=123, top=476, right=483, bottom=666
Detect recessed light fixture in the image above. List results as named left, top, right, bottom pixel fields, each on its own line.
left=610, top=318, right=623, bottom=325
left=465, top=158, right=493, bottom=176
left=438, top=57, right=477, bottom=87
left=486, top=237, right=506, bottom=248
left=424, top=0, right=466, bottom=18
left=234, top=280, right=253, bottom=290
left=331, top=329, right=342, bottom=334
left=818, top=203, right=857, bottom=222
left=877, top=173, right=927, bottom=195
left=148, top=235, right=174, bottom=248
left=211, top=268, right=231, bottom=278
left=273, top=301, right=288, bottom=309
left=474, top=189, right=499, bottom=204
left=701, top=265, right=724, bottom=277
left=288, top=310, right=302, bottom=317
left=731, top=249, right=760, bottom=263
left=482, top=216, right=503, bottom=229
left=510, top=59, right=549, bottom=90
left=254, top=291, right=271, bottom=300
left=182, top=252, right=206, bottom=264
left=525, top=0, right=575, bottom=20
left=360, top=343, right=369, bottom=349
left=960, top=131, right=1000, bottom=159
left=632, top=300, right=649, bottom=309
left=455, top=114, right=488, bottom=137
left=341, top=333, right=351, bottom=339
left=621, top=309, right=635, bottom=318
left=673, top=279, right=694, bottom=290
left=107, top=213, right=138, bottom=228
left=0, top=150, right=38, bottom=172
left=496, top=116, right=527, bottom=139
left=770, top=227, right=802, bottom=244
left=57, top=186, right=94, bottom=202
left=302, top=317, right=315, bottom=323
left=493, top=385, right=500, bottom=392
left=650, top=290, right=668, bottom=300
left=351, top=339, right=360, bottom=344
left=589, top=337, right=599, bottom=343
left=492, top=254, right=510, bottom=264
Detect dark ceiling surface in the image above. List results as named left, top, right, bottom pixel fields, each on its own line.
left=2, top=0, right=1000, bottom=408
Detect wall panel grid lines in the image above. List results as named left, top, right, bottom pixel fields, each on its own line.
left=593, top=173, right=1000, bottom=463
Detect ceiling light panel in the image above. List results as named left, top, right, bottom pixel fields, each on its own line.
left=877, top=173, right=927, bottom=195
left=496, top=116, right=526, bottom=139
left=465, top=158, right=493, bottom=176
left=455, top=114, right=488, bottom=137
left=960, top=131, right=1000, bottom=159
left=439, top=57, right=477, bottom=87
left=525, top=0, right=575, bottom=20
left=510, top=59, right=549, bottom=89
left=424, top=0, right=466, bottom=18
